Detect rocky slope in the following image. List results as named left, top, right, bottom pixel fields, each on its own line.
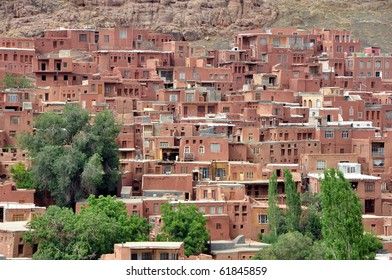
left=0, top=0, right=392, bottom=51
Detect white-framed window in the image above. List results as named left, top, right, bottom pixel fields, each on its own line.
left=7, top=94, right=18, bottom=102
left=10, top=116, right=20, bottom=125
left=375, top=61, right=381, bottom=68
left=120, top=31, right=127, bottom=39
left=198, top=146, right=205, bottom=154
left=179, top=72, right=185, bottom=80
left=247, top=172, right=254, bottom=179
left=358, top=112, right=363, bottom=119
left=342, top=131, right=349, bottom=138
left=258, top=214, right=268, bottom=224
left=199, top=207, right=205, bottom=213
left=252, top=147, right=260, bottom=155
left=367, top=61, right=371, bottom=68
left=209, top=207, right=215, bottom=214
left=316, top=160, right=326, bottom=171
left=261, top=54, right=268, bottom=62
left=347, top=166, right=356, bottom=173
left=217, top=206, right=223, bottom=214
left=210, top=143, right=221, bottom=153
left=325, top=131, right=334, bottom=138
left=184, top=146, right=190, bottom=153
left=200, top=167, right=210, bottom=179
left=248, top=133, right=254, bottom=141
left=169, top=94, right=178, bottom=102
left=259, top=38, right=267, bottom=45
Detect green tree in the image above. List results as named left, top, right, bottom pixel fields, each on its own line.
left=284, top=169, right=302, bottom=232
left=267, top=172, right=281, bottom=238
left=2, top=74, right=33, bottom=89
left=252, top=231, right=325, bottom=260
left=17, top=106, right=120, bottom=207
left=10, top=162, right=34, bottom=189
left=157, top=203, right=210, bottom=256
left=24, top=195, right=151, bottom=260
left=320, top=168, right=381, bottom=259
left=300, top=192, right=322, bottom=240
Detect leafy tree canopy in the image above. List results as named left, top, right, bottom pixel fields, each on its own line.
left=320, top=168, right=382, bottom=259
left=253, top=231, right=326, bottom=260
left=18, top=105, right=120, bottom=207
left=24, top=195, right=151, bottom=260
left=157, top=203, right=210, bottom=256
left=10, top=162, right=34, bottom=189
left=2, top=74, right=33, bottom=89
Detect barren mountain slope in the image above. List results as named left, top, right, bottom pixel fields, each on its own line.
left=0, top=0, right=391, bottom=50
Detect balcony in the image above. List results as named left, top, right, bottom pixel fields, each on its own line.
left=183, top=152, right=195, bottom=161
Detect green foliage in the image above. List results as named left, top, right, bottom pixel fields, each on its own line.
left=267, top=172, right=281, bottom=236
left=10, top=162, right=34, bottom=189
left=18, top=106, right=120, bottom=207
left=2, top=74, right=33, bottom=89
left=300, top=192, right=322, bottom=240
left=157, top=203, right=210, bottom=256
left=284, top=169, right=302, bottom=232
left=24, top=195, right=151, bottom=260
left=320, top=168, right=380, bottom=259
left=252, top=231, right=325, bottom=260
left=259, top=231, right=278, bottom=244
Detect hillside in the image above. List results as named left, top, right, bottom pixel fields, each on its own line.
left=0, top=0, right=392, bottom=51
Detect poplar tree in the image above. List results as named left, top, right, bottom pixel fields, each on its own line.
left=267, top=172, right=281, bottom=237
left=320, top=168, right=381, bottom=259
left=284, top=169, right=302, bottom=232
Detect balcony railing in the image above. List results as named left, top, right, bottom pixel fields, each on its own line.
left=183, top=152, right=195, bottom=161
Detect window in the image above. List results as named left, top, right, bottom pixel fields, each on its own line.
left=160, top=142, right=169, bottom=148
left=137, top=34, right=142, bottom=41
left=210, top=143, right=221, bottom=153
left=179, top=72, right=185, bottom=80
left=200, top=167, right=210, bottom=179
left=159, top=253, right=169, bottom=260
left=10, top=116, right=20, bottom=125
left=215, top=168, right=226, bottom=179
left=252, top=147, right=260, bottom=154
left=135, top=167, right=142, bottom=173
left=217, top=206, right=223, bottom=214
left=216, top=223, right=222, bottom=229
left=171, top=253, right=178, bottom=260
left=180, top=166, right=188, bottom=173
left=120, top=31, right=127, bottom=39
left=367, top=61, right=371, bottom=68
left=247, top=172, right=254, bottom=179
left=375, top=60, right=381, bottom=68
left=248, top=133, right=254, bottom=141
left=198, top=146, right=205, bottom=154
left=365, top=182, right=375, bottom=192
left=360, top=61, right=364, bottom=68
left=104, top=35, right=109, bottom=42
left=349, top=46, right=355, bottom=52
left=261, top=54, right=268, bottom=62
left=336, top=46, right=343, bottom=52
left=210, top=206, right=215, bottom=214
left=153, top=203, right=159, bottom=214
left=169, top=94, right=178, bottom=102
left=199, top=207, right=205, bottom=213
left=41, top=75, right=46, bottom=81
left=260, top=38, right=267, bottom=45
left=325, top=131, right=334, bottom=138
left=192, top=72, right=199, bottom=79
left=13, top=214, right=24, bottom=221
left=79, top=34, right=87, bottom=42
left=348, top=60, right=353, bottom=67
left=186, top=93, right=194, bottom=102
left=258, top=214, right=268, bottom=224
left=316, top=160, right=326, bottom=171
left=141, top=252, right=152, bottom=260
left=342, top=131, right=349, bottom=138
left=386, top=61, right=390, bottom=69
left=9, top=131, right=16, bottom=137
left=184, top=146, right=190, bottom=153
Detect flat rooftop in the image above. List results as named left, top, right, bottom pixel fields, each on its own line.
left=120, top=242, right=183, bottom=250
